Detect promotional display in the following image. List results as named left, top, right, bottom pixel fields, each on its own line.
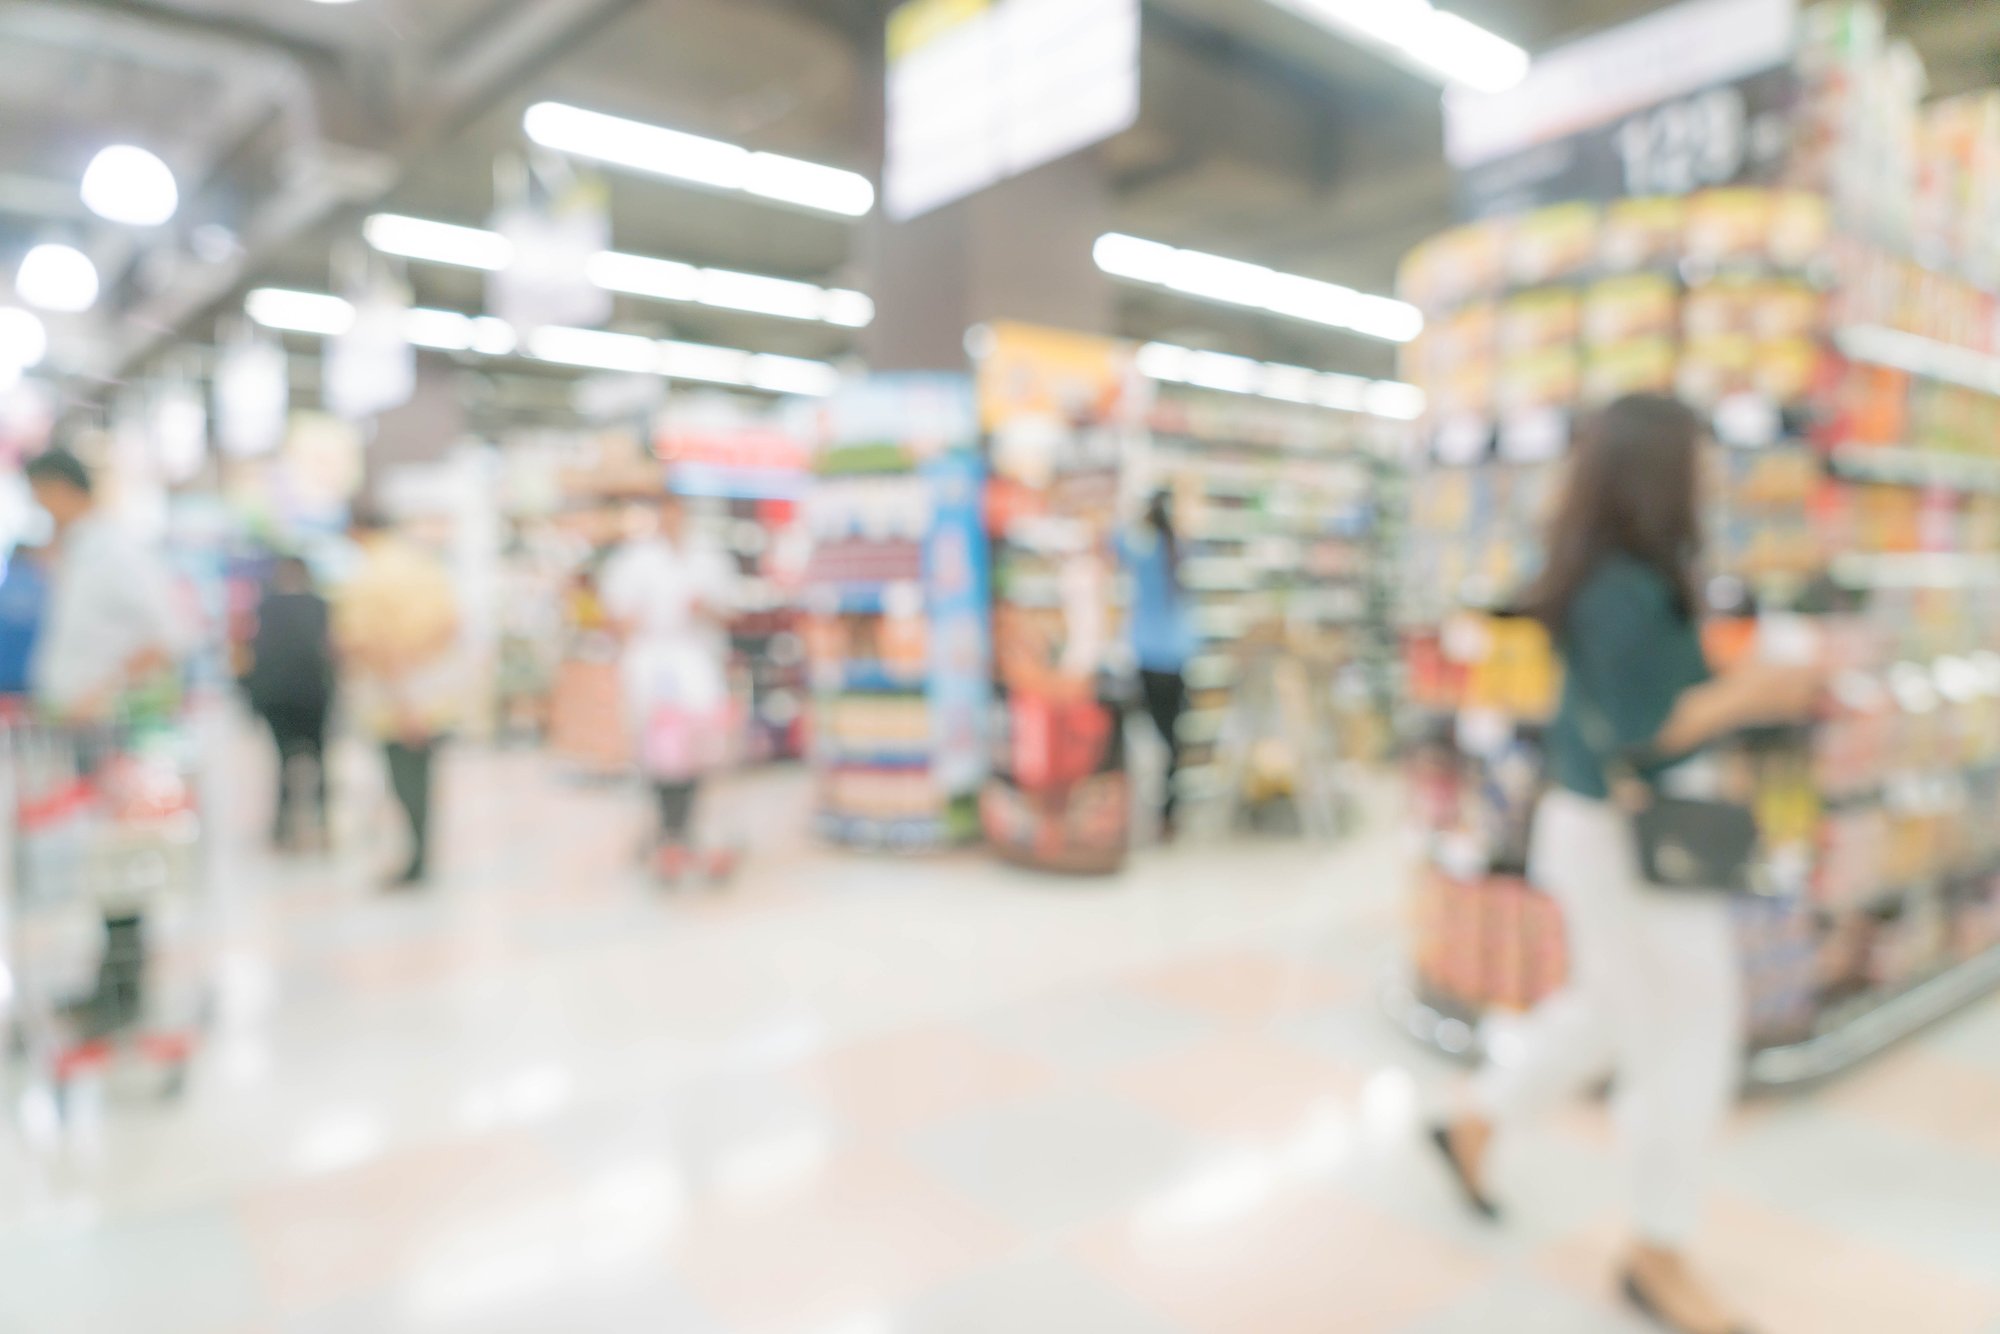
left=806, top=375, right=991, bottom=850
left=1393, top=0, right=2000, bottom=1085
left=975, top=323, right=1141, bottom=874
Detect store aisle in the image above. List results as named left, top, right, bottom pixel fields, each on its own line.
left=3, top=742, right=1999, bottom=1334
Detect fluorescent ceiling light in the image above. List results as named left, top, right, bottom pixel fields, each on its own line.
left=1268, top=0, right=1528, bottom=94
left=0, top=307, right=48, bottom=372
left=364, top=214, right=512, bottom=271
left=526, top=326, right=661, bottom=374
left=585, top=250, right=699, bottom=302
left=1097, top=233, right=1423, bottom=344
left=367, top=212, right=873, bottom=328
left=403, top=307, right=518, bottom=356
left=696, top=269, right=826, bottom=321
left=822, top=290, right=876, bottom=329
left=524, top=102, right=875, bottom=218
left=245, top=287, right=837, bottom=395
left=1138, top=340, right=1425, bottom=421
left=747, top=353, right=841, bottom=398
left=247, top=288, right=356, bottom=336
left=81, top=145, right=179, bottom=227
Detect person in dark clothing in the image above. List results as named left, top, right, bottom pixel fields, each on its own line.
left=248, top=556, right=335, bottom=851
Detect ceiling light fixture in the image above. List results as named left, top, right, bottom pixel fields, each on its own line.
left=0, top=307, right=49, bottom=373
left=245, top=287, right=840, bottom=394
left=522, top=102, right=875, bottom=218
left=1136, top=340, right=1426, bottom=420
left=80, top=145, right=180, bottom=226
left=246, top=288, right=356, bottom=337
left=16, top=243, right=101, bottom=314
left=363, top=214, right=513, bottom=270
left=1266, top=0, right=1528, bottom=94
left=365, top=213, right=874, bottom=328
left=1096, top=233, right=1423, bottom=344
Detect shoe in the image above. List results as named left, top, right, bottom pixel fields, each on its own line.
left=1621, top=1270, right=1756, bottom=1334
left=704, top=848, right=741, bottom=886
left=1427, top=1124, right=1501, bottom=1222
left=384, top=865, right=426, bottom=891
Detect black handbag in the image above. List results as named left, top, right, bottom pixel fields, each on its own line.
left=1576, top=697, right=1770, bottom=896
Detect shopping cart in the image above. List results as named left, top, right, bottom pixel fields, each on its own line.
left=1, top=704, right=210, bottom=1113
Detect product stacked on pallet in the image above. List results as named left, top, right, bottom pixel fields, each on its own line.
left=1141, top=389, right=1401, bottom=814
left=804, top=376, right=989, bottom=851
left=1391, top=0, right=2000, bottom=1083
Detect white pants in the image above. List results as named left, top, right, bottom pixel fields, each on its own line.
left=1473, top=788, right=1743, bottom=1246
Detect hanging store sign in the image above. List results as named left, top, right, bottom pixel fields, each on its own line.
left=325, top=281, right=415, bottom=423
left=489, top=154, right=612, bottom=334
left=884, top=0, right=1140, bottom=221
left=1444, top=0, right=1799, bottom=217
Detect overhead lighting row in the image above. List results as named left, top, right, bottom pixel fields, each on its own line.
left=1267, top=0, right=1528, bottom=94
left=1135, top=340, right=1426, bottom=421
left=524, top=102, right=876, bottom=219
left=1095, top=233, right=1424, bottom=345
left=361, top=214, right=874, bottom=328
left=244, top=288, right=841, bottom=397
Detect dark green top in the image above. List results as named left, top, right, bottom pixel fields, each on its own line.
left=1546, top=553, right=1711, bottom=800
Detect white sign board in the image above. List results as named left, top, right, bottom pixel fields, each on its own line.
left=1445, top=0, right=1796, bottom=170
left=885, top=0, right=1139, bottom=222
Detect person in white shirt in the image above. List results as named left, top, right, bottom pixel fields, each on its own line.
left=600, top=489, right=736, bottom=883
left=26, top=449, right=187, bottom=721
left=25, top=448, right=191, bottom=1038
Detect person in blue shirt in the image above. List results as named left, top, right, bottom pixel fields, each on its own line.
left=0, top=542, right=47, bottom=696
left=1119, top=491, right=1196, bottom=842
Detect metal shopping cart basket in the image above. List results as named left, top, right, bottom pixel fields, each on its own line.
left=1, top=702, right=211, bottom=1112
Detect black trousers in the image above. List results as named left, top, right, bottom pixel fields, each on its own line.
left=1138, top=668, right=1188, bottom=828
left=654, top=779, right=702, bottom=847
left=265, top=703, right=329, bottom=844
left=384, top=740, right=437, bottom=877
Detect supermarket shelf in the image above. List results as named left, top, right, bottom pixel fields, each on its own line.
left=1380, top=942, right=2000, bottom=1091
left=817, top=746, right=931, bottom=771
left=1748, top=943, right=2000, bottom=1088
left=814, top=661, right=927, bottom=694
left=814, top=810, right=954, bottom=851
left=1836, top=325, right=2000, bottom=396
left=1830, top=552, right=2000, bottom=589
left=1830, top=444, right=2000, bottom=494
left=804, top=582, right=917, bottom=614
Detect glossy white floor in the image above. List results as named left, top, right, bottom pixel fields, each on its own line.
left=4, top=726, right=2000, bottom=1333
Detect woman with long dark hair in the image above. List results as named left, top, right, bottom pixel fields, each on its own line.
left=1119, top=490, right=1196, bottom=842
left=1432, top=395, right=1820, bottom=1334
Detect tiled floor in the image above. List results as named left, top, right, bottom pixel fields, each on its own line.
left=5, top=731, right=2000, bottom=1333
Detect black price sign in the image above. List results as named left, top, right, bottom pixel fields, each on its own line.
left=1459, top=66, right=1797, bottom=219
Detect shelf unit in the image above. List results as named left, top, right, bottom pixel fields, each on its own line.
left=804, top=376, right=989, bottom=852
left=1141, top=390, right=1404, bottom=808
